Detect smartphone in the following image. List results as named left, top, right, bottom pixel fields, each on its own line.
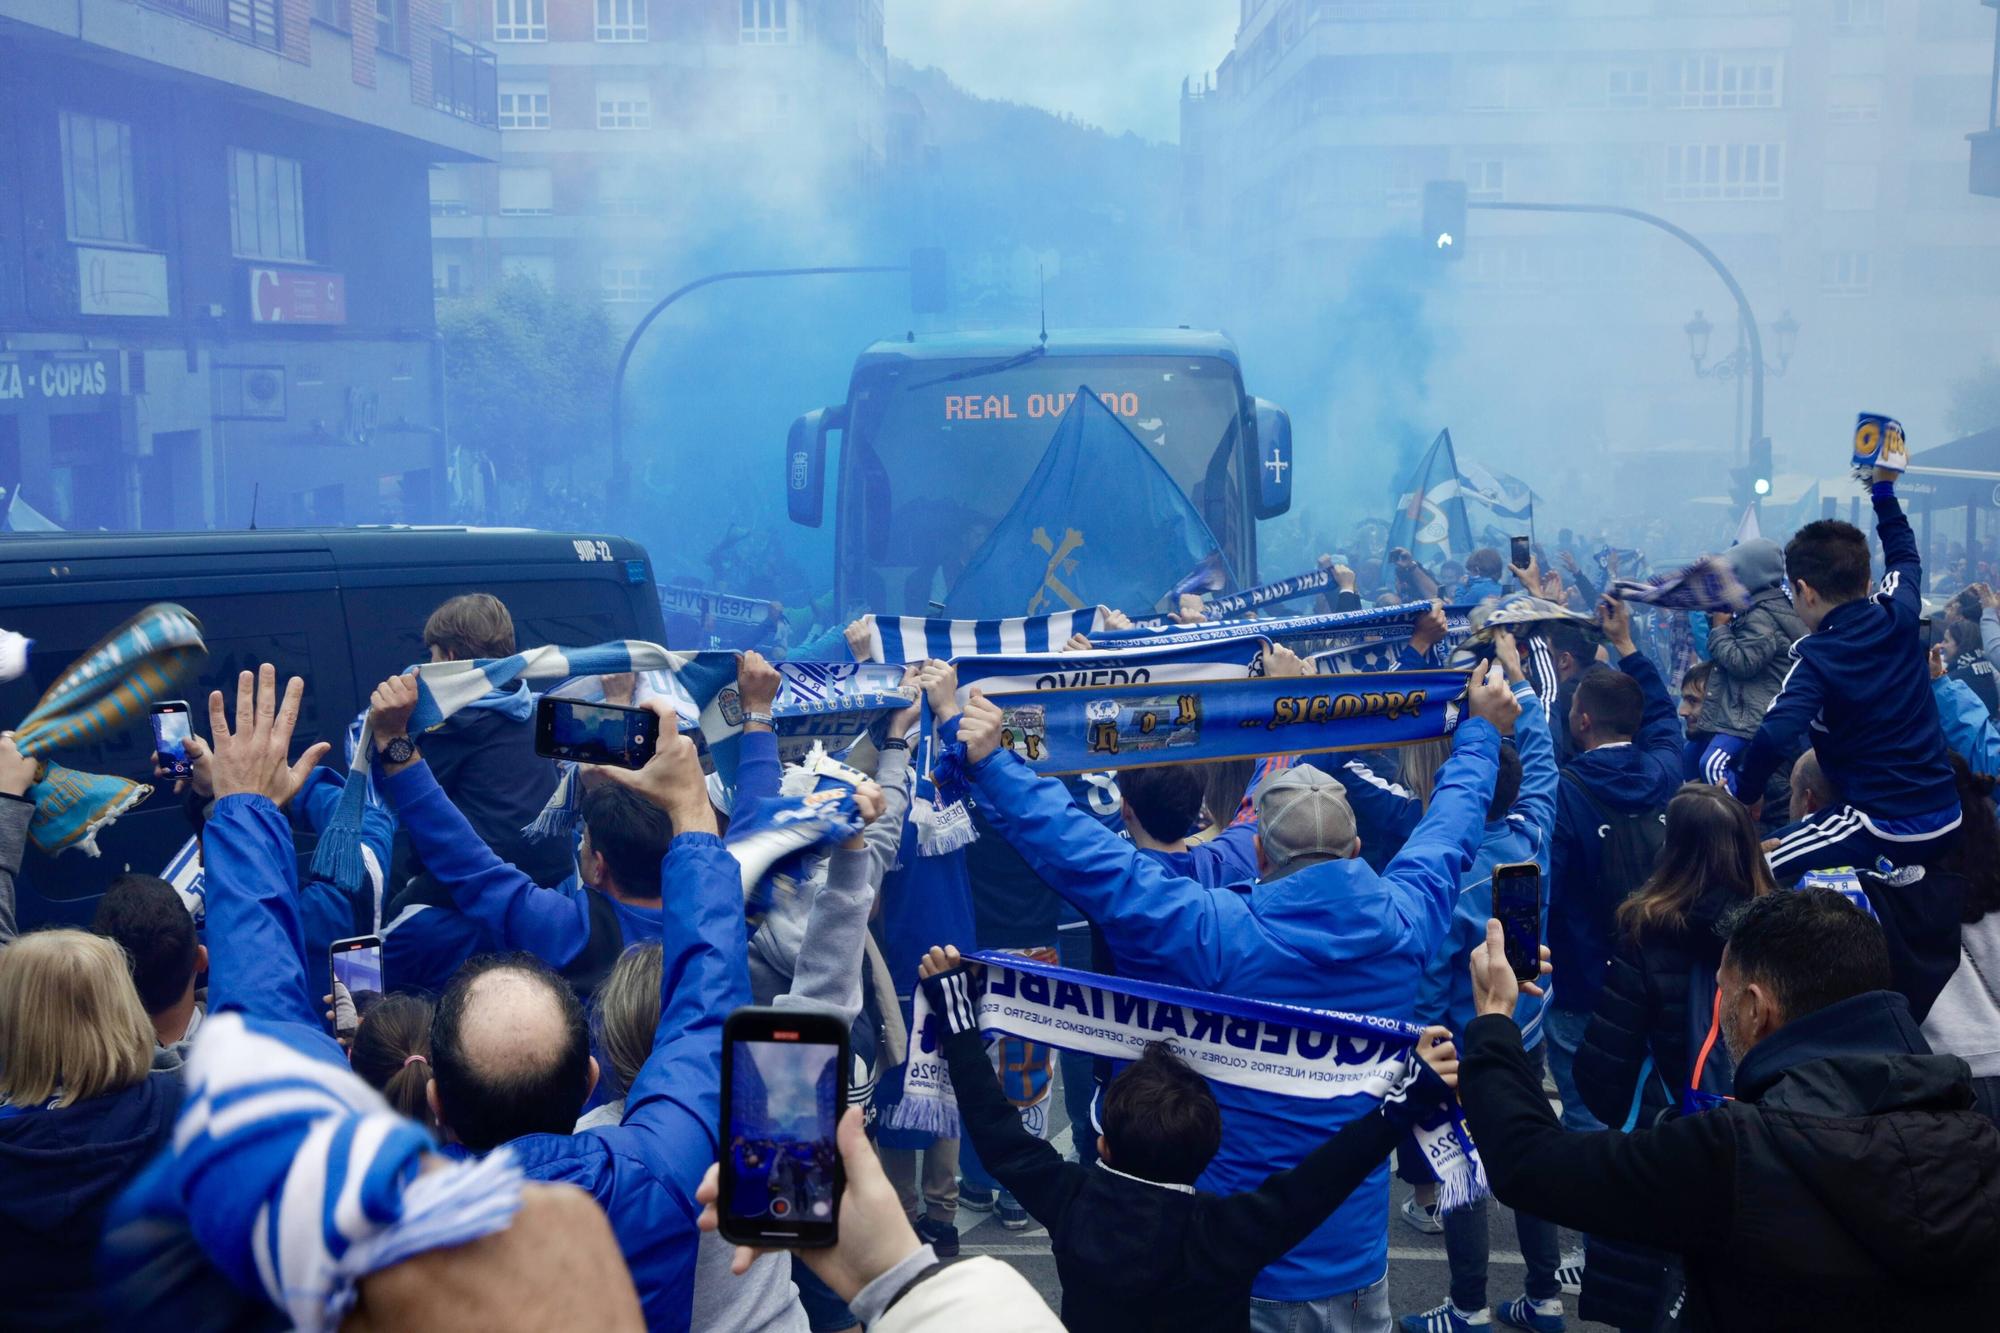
left=1510, top=535, right=1533, bottom=572
left=718, top=1006, right=848, bottom=1248
left=150, top=700, right=193, bottom=778
left=330, top=934, right=384, bottom=1004
left=535, top=695, right=660, bottom=769
left=1492, top=862, right=1543, bottom=984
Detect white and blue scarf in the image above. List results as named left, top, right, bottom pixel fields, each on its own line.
left=1609, top=556, right=1753, bottom=615
left=102, top=1012, right=523, bottom=1332
left=1128, top=565, right=1337, bottom=627
left=862, top=608, right=1110, bottom=665
left=897, top=954, right=1487, bottom=1212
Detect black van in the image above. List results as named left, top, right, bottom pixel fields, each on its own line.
left=0, top=527, right=665, bottom=932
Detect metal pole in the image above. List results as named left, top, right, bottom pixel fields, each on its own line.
left=607, top=264, right=908, bottom=530
left=1468, top=200, right=1769, bottom=489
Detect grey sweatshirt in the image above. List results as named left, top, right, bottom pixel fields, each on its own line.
left=0, top=792, right=29, bottom=945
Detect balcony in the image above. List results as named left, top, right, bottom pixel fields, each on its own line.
left=432, top=30, right=498, bottom=128
left=142, top=0, right=281, bottom=50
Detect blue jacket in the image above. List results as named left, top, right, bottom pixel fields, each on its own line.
left=379, top=730, right=782, bottom=997
left=1733, top=488, right=1957, bottom=831
left=290, top=766, right=395, bottom=963
left=201, top=793, right=745, bottom=1330
left=1934, top=676, right=2000, bottom=781
left=1413, top=682, right=1558, bottom=1042
left=1145, top=823, right=1260, bottom=887
left=965, top=719, right=1500, bottom=1301
left=1548, top=650, right=1684, bottom=1016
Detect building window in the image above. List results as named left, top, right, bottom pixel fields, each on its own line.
left=312, top=0, right=351, bottom=27
left=501, top=254, right=556, bottom=287
left=601, top=260, right=655, bottom=303
left=493, top=0, right=545, bottom=42
left=1819, top=251, right=1872, bottom=295
left=741, top=0, right=789, bottom=44
left=1663, top=143, right=1783, bottom=201
left=597, top=81, right=652, bottom=129
left=1827, top=76, right=1882, bottom=123
left=498, top=83, right=551, bottom=129
left=429, top=164, right=469, bottom=216
left=1833, top=0, right=1884, bottom=31
left=59, top=111, right=140, bottom=245
left=1466, top=157, right=1504, bottom=202
left=1666, top=56, right=1780, bottom=110
left=597, top=0, right=647, bottom=41
left=375, top=0, right=406, bottom=54
left=1606, top=65, right=1649, bottom=109
left=228, top=148, right=308, bottom=261
left=498, top=167, right=554, bottom=215
left=434, top=255, right=465, bottom=297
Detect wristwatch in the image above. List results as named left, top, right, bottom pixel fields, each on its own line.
left=379, top=734, right=417, bottom=765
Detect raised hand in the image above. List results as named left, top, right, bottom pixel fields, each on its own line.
left=1415, top=1027, right=1459, bottom=1091
left=208, top=665, right=331, bottom=807
left=957, top=689, right=1005, bottom=764
left=0, top=731, right=36, bottom=798
left=601, top=703, right=716, bottom=834
left=1262, top=643, right=1307, bottom=678
left=1470, top=917, right=1551, bottom=1019
left=1464, top=662, right=1522, bottom=735
left=917, top=943, right=965, bottom=981
left=736, top=650, right=780, bottom=722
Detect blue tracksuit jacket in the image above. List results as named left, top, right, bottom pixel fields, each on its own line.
left=1732, top=487, right=1957, bottom=832
left=965, top=719, right=1499, bottom=1301
left=1935, top=675, right=2000, bottom=780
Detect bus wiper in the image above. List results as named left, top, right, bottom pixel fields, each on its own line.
left=909, top=345, right=1045, bottom=391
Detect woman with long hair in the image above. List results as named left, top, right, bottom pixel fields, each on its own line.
left=347, top=992, right=437, bottom=1131
left=0, top=930, right=182, bottom=1329
left=1569, top=782, right=1774, bottom=1331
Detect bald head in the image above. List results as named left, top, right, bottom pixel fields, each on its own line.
left=1790, top=750, right=1837, bottom=823
left=430, top=955, right=593, bottom=1153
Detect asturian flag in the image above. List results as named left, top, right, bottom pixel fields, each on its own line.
left=1387, top=430, right=1474, bottom=564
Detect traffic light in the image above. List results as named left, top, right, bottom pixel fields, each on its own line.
left=1748, top=437, right=1773, bottom=498
left=1422, top=181, right=1467, bottom=260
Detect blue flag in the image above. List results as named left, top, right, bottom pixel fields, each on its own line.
left=944, top=387, right=1228, bottom=619
left=1387, top=429, right=1474, bottom=565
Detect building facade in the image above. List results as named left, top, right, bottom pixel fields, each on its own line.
left=0, top=0, right=497, bottom=531
left=429, top=0, right=887, bottom=321
left=1182, top=0, right=2000, bottom=529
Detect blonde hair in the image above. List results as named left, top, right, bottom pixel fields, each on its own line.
left=0, top=930, right=155, bottom=1109
left=592, top=942, right=663, bottom=1094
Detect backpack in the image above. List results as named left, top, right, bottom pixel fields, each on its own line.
left=1561, top=770, right=1667, bottom=955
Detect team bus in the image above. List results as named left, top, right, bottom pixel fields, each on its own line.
left=783, top=329, right=1293, bottom=618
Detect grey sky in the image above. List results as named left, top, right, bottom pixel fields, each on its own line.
left=883, top=0, right=1239, bottom=143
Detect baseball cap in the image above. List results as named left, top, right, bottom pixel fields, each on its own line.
left=1254, top=765, right=1359, bottom=878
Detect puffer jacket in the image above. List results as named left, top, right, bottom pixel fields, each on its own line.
left=1573, top=886, right=1740, bottom=1132
left=1696, top=540, right=1807, bottom=739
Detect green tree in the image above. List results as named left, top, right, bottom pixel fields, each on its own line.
left=440, top=275, right=615, bottom=514
left=1948, top=358, right=2000, bottom=437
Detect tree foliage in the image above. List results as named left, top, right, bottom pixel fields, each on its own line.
left=440, top=275, right=616, bottom=492
left=1947, top=358, right=2000, bottom=437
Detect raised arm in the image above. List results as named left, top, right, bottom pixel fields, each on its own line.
left=1872, top=481, right=1922, bottom=627
left=1732, top=657, right=1826, bottom=800
left=1496, top=631, right=1557, bottom=839
left=367, top=673, right=593, bottom=970
left=199, top=666, right=337, bottom=1039
left=1603, top=601, right=1680, bottom=763
left=1982, top=600, right=2000, bottom=674
left=615, top=724, right=751, bottom=1195
left=731, top=651, right=784, bottom=809
left=778, top=785, right=890, bottom=1024
left=1705, top=605, right=1785, bottom=681
left=1336, top=757, right=1423, bottom=845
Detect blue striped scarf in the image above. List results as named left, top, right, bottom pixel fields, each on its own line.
left=1129, top=565, right=1337, bottom=627
left=862, top=607, right=1109, bottom=664
left=1609, top=556, right=1753, bottom=614
left=103, top=1011, right=522, bottom=1332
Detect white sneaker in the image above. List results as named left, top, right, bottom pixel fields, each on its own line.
left=1554, top=1252, right=1585, bottom=1297
left=1400, top=1194, right=1444, bottom=1235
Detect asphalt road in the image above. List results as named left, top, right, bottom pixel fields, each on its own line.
left=941, top=1070, right=1616, bottom=1332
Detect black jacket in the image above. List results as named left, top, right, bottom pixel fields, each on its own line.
left=1573, top=888, right=1737, bottom=1130
left=922, top=968, right=1441, bottom=1333
left=0, top=1070, right=181, bottom=1330
left=396, top=704, right=570, bottom=890
left=1463, top=991, right=2000, bottom=1331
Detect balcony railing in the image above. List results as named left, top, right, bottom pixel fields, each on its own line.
left=144, top=0, right=282, bottom=50
left=431, top=31, right=498, bottom=128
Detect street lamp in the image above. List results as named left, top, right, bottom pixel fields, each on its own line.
left=1771, top=309, right=1800, bottom=370
left=1684, top=309, right=1713, bottom=370
left=1687, top=309, right=1799, bottom=380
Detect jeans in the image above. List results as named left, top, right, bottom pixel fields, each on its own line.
left=1248, top=1276, right=1390, bottom=1333
left=1445, top=1197, right=1562, bottom=1312
left=1542, top=1007, right=1606, bottom=1132
left=1057, top=922, right=1101, bottom=1166
left=791, top=1257, right=857, bottom=1331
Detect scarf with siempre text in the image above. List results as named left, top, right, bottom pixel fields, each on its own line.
left=895, top=953, right=1487, bottom=1212
left=12, top=603, right=206, bottom=856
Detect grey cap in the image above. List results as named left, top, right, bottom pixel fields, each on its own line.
left=1254, top=765, right=1359, bottom=878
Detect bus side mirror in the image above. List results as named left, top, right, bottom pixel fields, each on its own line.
left=1251, top=398, right=1292, bottom=519
left=786, top=405, right=845, bottom=527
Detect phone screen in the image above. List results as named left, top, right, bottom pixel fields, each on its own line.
left=536, top=697, right=659, bottom=769
left=1493, top=864, right=1542, bottom=984
left=721, top=1012, right=845, bottom=1247
left=1510, top=536, right=1533, bottom=571
left=151, top=704, right=193, bottom=777
left=330, top=935, right=385, bottom=999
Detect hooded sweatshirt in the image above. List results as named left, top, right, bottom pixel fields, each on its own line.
left=0, top=1071, right=182, bottom=1330
left=1696, top=538, right=1808, bottom=740
left=1462, top=989, right=2000, bottom=1329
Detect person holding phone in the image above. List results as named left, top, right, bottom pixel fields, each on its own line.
left=1393, top=631, right=1566, bottom=1333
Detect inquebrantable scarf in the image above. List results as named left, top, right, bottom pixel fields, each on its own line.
left=895, top=953, right=1488, bottom=1212
left=100, top=1012, right=522, bottom=1333
left=1608, top=556, right=1753, bottom=614
left=11, top=603, right=206, bottom=856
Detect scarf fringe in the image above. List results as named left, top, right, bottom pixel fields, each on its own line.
left=885, top=1086, right=961, bottom=1138
left=912, top=797, right=977, bottom=857
left=522, top=763, right=582, bottom=845
left=52, top=775, right=151, bottom=858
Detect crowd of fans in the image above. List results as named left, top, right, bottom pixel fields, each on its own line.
left=2, top=462, right=1999, bottom=1332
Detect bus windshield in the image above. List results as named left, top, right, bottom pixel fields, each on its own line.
left=835, top=354, right=1248, bottom=616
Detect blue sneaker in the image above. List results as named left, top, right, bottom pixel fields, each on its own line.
left=1495, top=1295, right=1565, bottom=1333
left=997, top=1193, right=1030, bottom=1231
left=1399, top=1301, right=1488, bottom=1332
left=957, top=1183, right=996, bottom=1213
